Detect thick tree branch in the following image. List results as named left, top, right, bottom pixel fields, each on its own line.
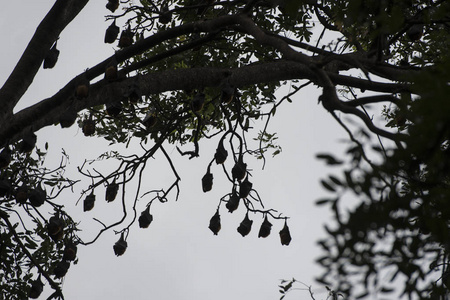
left=0, top=0, right=89, bottom=116
left=0, top=60, right=410, bottom=148
left=345, top=95, right=399, bottom=107
left=236, top=15, right=311, bottom=64
left=315, top=67, right=406, bottom=141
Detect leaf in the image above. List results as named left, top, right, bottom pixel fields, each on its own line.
left=315, top=276, right=330, bottom=286
left=380, top=287, right=394, bottom=293
left=315, top=198, right=331, bottom=206
left=355, top=291, right=369, bottom=299
left=24, top=242, right=38, bottom=250
left=283, top=0, right=302, bottom=18
left=344, top=171, right=355, bottom=189
left=328, top=175, right=342, bottom=186
left=316, top=153, right=343, bottom=165
left=320, top=180, right=336, bottom=192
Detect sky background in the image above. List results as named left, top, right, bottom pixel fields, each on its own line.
left=0, top=2, right=360, bottom=299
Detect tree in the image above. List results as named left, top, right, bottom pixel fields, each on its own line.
left=0, top=0, right=449, bottom=299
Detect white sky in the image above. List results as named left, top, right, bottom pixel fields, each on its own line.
left=0, top=2, right=356, bottom=300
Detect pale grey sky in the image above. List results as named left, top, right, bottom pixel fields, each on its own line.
left=0, top=2, right=352, bottom=299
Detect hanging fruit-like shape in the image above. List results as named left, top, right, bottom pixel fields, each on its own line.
left=53, top=260, right=70, bottom=278
left=279, top=221, right=292, bottom=246
left=443, top=272, right=450, bottom=290
left=47, top=215, right=65, bottom=241
left=19, top=132, right=37, bottom=154
left=197, top=0, right=214, bottom=15
left=43, top=41, right=60, bottom=69
left=138, top=206, right=153, bottom=228
left=29, top=185, right=46, bottom=207
left=28, top=276, right=44, bottom=299
left=0, top=146, right=11, bottom=169
left=106, top=0, right=119, bottom=12
left=258, top=216, right=272, bottom=238
left=63, top=241, right=78, bottom=261
left=214, top=139, right=228, bottom=164
left=192, top=93, right=205, bottom=112
left=82, top=119, right=96, bottom=136
left=105, top=58, right=118, bottom=81
left=407, top=24, right=423, bottom=41
left=225, top=191, right=240, bottom=213
left=231, top=156, right=246, bottom=182
left=113, top=232, right=127, bottom=256
left=106, top=101, right=122, bottom=117
left=237, top=213, right=253, bottom=237
left=105, top=180, right=119, bottom=202
left=118, top=26, right=133, bottom=48
left=159, top=3, right=172, bottom=24
left=83, top=192, right=95, bottom=212
left=202, top=171, right=213, bottom=192
left=59, top=109, right=77, bottom=128
left=75, top=76, right=90, bottom=99
left=239, top=176, right=252, bottom=198
left=221, top=82, right=234, bottom=104
left=125, top=82, right=142, bottom=103
left=104, top=20, right=120, bottom=43
left=0, top=179, right=11, bottom=197
left=142, top=111, right=157, bottom=129
left=14, top=186, right=28, bottom=204
left=208, top=210, right=221, bottom=235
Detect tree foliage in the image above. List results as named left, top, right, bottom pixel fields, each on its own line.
left=0, top=0, right=449, bottom=299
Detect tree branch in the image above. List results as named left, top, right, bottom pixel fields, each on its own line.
left=0, top=0, right=89, bottom=116
left=0, top=60, right=410, bottom=148
left=1, top=213, right=64, bottom=298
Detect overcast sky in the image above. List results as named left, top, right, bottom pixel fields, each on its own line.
left=0, top=2, right=354, bottom=299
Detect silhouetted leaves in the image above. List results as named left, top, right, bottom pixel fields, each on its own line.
left=316, top=153, right=343, bottom=166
